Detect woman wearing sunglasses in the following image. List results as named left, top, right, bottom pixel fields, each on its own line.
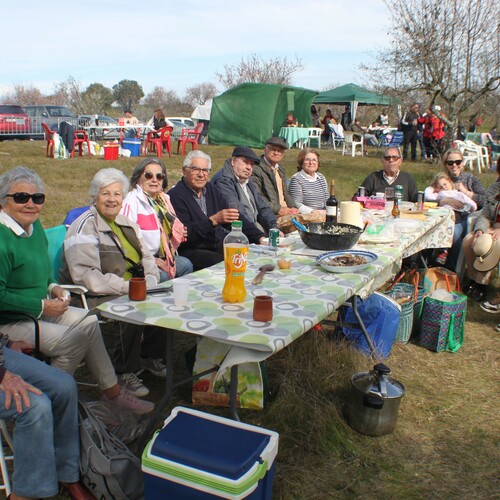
left=0, top=167, right=154, bottom=499
left=429, top=148, right=488, bottom=269
left=121, top=158, right=193, bottom=282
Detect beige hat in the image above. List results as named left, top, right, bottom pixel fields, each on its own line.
left=473, top=233, right=500, bottom=272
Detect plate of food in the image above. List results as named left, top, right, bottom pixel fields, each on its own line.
left=260, top=236, right=295, bottom=247
left=316, top=250, right=378, bottom=273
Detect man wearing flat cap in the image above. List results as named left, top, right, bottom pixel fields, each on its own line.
left=212, top=146, right=278, bottom=235
left=251, top=137, right=298, bottom=217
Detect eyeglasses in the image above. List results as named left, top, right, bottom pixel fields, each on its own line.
left=186, top=166, right=211, bottom=175
left=143, top=171, right=166, bottom=181
left=6, top=192, right=46, bottom=204
left=446, top=159, right=462, bottom=166
left=383, top=155, right=401, bottom=161
left=304, top=158, right=318, bottom=163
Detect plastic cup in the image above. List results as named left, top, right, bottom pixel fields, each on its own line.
left=253, top=295, right=273, bottom=322
left=128, top=277, right=146, bottom=301
left=173, top=278, right=190, bottom=306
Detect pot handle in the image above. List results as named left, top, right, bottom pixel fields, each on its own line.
left=363, top=394, right=384, bottom=410
left=374, top=363, right=390, bottom=398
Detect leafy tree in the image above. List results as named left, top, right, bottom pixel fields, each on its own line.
left=112, top=80, right=144, bottom=111
left=362, top=0, right=500, bottom=136
left=215, top=54, right=305, bottom=89
left=184, top=82, right=218, bottom=107
left=81, top=83, right=114, bottom=115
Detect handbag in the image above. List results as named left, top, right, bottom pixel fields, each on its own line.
left=421, top=267, right=461, bottom=294
left=417, top=292, right=467, bottom=352
left=78, top=402, right=144, bottom=500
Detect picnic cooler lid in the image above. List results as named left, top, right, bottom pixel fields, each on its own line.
left=142, top=407, right=278, bottom=494
left=122, top=138, right=141, bottom=144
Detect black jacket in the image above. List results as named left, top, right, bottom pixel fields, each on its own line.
left=168, top=178, right=264, bottom=253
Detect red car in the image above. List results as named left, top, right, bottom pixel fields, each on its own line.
left=0, top=104, right=30, bottom=139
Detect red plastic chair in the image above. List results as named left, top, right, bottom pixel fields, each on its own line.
left=41, top=122, right=56, bottom=157
left=72, top=129, right=92, bottom=158
left=144, top=126, right=173, bottom=158
left=176, top=122, right=204, bottom=155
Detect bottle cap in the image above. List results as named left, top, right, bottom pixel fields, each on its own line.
left=231, top=220, right=243, bottom=229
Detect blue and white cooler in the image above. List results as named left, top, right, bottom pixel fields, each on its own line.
left=142, top=407, right=279, bottom=499
left=122, top=138, right=142, bottom=156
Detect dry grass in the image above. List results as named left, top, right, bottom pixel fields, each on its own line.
left=0, top=139, right=499, bottom=499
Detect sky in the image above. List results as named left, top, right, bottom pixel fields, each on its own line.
left=1, top=0, right=392, bottom=100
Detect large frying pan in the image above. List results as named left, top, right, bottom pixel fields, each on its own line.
left=293, top=220, right=363, bottom=251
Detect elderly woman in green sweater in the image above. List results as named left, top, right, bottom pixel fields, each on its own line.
left=0, top=166, right=153, bottom=415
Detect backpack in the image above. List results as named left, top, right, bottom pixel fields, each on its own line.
left=78, top=402, right=144, bottom=500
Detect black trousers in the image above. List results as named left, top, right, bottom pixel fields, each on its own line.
left=403, top=130, right=418, bottom=161
left=179, top=248, right=223, bottom=271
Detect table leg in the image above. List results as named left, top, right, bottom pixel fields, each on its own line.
left=351, top=295, right=377, bottom=356
left=229, top=364, right=240, bottom=421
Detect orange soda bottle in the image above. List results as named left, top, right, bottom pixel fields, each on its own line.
left=222, top=221, right=249, bottom=303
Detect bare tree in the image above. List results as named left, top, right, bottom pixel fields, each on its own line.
left=52, top=76, right=85, bottom=113
left=143, top=86, right=193, bottom=116
left=362, top=0, right=500, bottom=136
left=1, top=84, right=46, bottom=106
left=215, top=54, right=305, bottom=89
left=184, top=82, right=217, bottom=107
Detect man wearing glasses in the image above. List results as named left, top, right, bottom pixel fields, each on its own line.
left=358, top=147, right=419, bottom=202
left=251, top=137, right=298, bottom=217
left=168, top=150, right=265, bottom=270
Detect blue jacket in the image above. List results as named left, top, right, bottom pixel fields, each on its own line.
left=211, top=160, right=277, bottom=235
left=168, top=178, right=264, bottom=253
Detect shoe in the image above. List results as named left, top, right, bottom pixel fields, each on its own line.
left=102, top=387, right=154, bottom=414
left=117, top=372, right=149, bottom=397
left=141, top=357, right=167, bottom=378
left=471, top=284, right=487, bottom=302
left=480, top=296, right=500, bottom=314
left=496, top=323, right=500, bottom=332
left=435, top=251, right=449, bottom=266
left=60, top=481, right=96, bottom=500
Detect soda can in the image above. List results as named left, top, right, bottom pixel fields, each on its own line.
left=269, top=228, right=280, bottom=247
left=358, top=186, right=366, bottom=197
left=417, top=191, right=424, bottom=211
left=395, top=185, right=404, bottom=200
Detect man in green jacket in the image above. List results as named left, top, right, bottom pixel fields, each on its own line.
left=251, top=137, right=298, bottom=217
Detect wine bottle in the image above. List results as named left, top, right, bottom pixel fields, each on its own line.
left=326, top=180, right=338, bottom=224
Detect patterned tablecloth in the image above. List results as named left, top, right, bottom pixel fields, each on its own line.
left=98, top=209, right=454, bottom=360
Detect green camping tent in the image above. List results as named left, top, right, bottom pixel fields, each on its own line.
left=314, top=83, right=393, bottom=120
left=208, top=83, right=318, bottom=148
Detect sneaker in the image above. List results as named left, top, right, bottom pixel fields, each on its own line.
left=117, top=373, right=149, bottom=397
left=141, top=357, right=167, bottom=378
left=435, top=250, right=448, bottom=265
left=480, top=296, right=500, bottom=314
left=496, top=323, right=500, bottom=333
left=102, top=387, right=154, bottom=415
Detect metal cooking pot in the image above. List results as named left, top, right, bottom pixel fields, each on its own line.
left=344, top=363, right=405, bottom=437
left=296, top=222, right=363, bottom=251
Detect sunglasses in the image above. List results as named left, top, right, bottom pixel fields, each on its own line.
left=143, top=171, right=166, bottom=181
left=446, top=159, right=462, bottom=166
left=6, top=192, right=46, bottom=204
left=383, top=155, right=401, bottom=161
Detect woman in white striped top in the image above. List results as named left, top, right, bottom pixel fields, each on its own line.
left=288, top=148, right=328, bottom=216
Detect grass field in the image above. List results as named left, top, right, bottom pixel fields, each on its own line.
left=0, top=140, right=498, bottom=499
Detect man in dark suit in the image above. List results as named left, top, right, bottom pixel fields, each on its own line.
left=168, top=150, right=265, bottom=271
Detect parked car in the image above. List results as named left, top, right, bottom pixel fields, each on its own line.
left=166, top=116, right=196, bottom=139
left=0, top=105, right=30, bottom=140
left=23, top=105, right=79, bottom=137
left=78, top=114, right=120, bottom=140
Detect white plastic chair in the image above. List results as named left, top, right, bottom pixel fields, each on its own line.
left=455, top=140, right=482, bottom=173
left=342, top=132, right=364, bottom=157
left=465, top=140, right=489, bottom=172
left=328, top=123, right=344, bottom=150
left=0, top=420, right=13, bottom=496
left=307, top=128, right=322, bottom=148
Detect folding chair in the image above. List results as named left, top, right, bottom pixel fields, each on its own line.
left=0, top=420, right=13, bottom=496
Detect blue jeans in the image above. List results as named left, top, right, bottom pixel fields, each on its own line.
left=447, top=217, right=468, bottom=270
left=0, top=349, right=79, bottom=497
left=158, top=255, right=193, bottom=282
